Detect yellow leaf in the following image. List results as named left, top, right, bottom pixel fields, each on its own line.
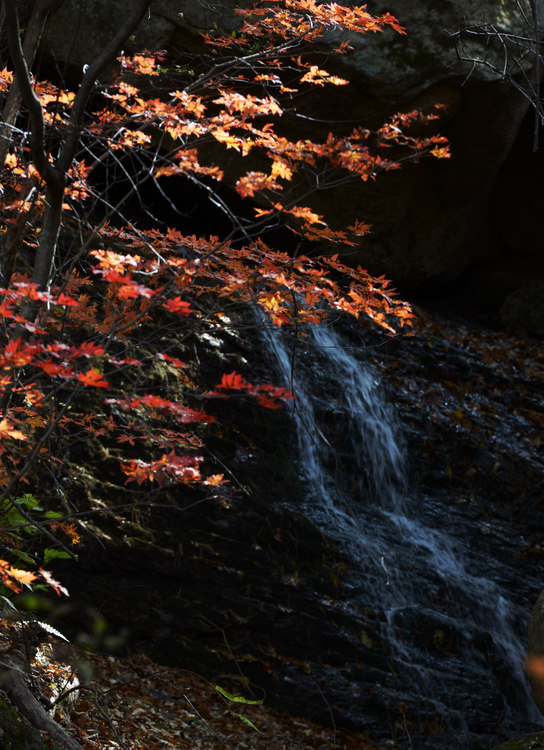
left=8, top=567, right=37, bottom=585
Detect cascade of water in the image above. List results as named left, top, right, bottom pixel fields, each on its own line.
left=262, top=318, right=541, bottom=746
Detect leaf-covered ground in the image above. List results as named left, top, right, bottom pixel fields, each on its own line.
left=29, top=640, right=387, bottom=750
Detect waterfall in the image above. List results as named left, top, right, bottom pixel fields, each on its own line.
left=263, top=318, right=541, bottom=747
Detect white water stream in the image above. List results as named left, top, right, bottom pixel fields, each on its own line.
left=263, top=319, right=540, bottom=746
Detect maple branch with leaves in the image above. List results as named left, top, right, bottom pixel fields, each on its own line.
left=0, top=0, right=449, bottom=606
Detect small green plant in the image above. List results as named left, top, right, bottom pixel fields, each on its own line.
left=214, top=684, right=264, bottom=732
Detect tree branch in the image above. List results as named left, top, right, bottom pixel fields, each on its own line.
left=3, top=1, right=63, bottom=190
left=57, top=0, right=151, bottom=173
left=530, top=0, right=541, bottom=150
left=0, top=0, right=62, bottom=168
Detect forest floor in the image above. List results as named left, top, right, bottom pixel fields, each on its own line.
left=28, top=638, right=389, bottom=750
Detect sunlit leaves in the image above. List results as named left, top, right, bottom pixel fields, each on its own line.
left=299, top=65, right=349, bottom=86
left=120, top=52, right=160, bottom=77
left=39, top=568, right=69, bottom=596
left=111, top=393, right=214, bottom=424
left=236, top=171, right=282, bottom=198
left=0, top=559, right=67, bottom=595
left=121, top=452, right=204, bottom=486
left=0, top=418, right=26, bottom=441
left=0, top=66, right=13, bottom=92
left=163, top=297, right=192, bottom=315
left=213, top=90, right=283, bottom=118
left=155, top=149, right=224, bottom=180
left=430, top=145, right=451, bottom=159
left=232, top=0, right=406, bottom=44
left=170, top=90, right=206, bottom=118
left=0, top=560, right=36, bottom=591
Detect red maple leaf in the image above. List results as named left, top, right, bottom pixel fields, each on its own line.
left=76, top=369, right=109, bottom=388
left=164, top=297, right=192, bottom=315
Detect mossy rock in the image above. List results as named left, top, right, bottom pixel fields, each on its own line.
left=0, top=696, right=41, bottom=750
left=490, top=732, right=544, bottom=749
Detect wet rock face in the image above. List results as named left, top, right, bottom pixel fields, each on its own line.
left=43, top=1, right=174, bottom=70
left=50, top=306, right=544, bottom=750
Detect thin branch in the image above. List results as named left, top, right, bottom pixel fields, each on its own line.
left=57, top=0, right=151, bottom=174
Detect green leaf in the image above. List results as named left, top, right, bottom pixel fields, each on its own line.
left=43, top=549, right=72, bottom=565
left=232, top=712, right=262, bottom=732
left=9, top=549, right=35, bottom=565
left=44, top=511, right=64, bottom=519
left=214, top=685, right=263, bottom=705
left=16, top=493, right=42, bottom=511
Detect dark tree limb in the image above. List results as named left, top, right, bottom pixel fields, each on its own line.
left=450, top=0, right=544, bottom=149
left=57, top=0, right=151, bottom=174
left=2, top=0, right=151, bottom=291
left=0, top=0, right=62, bottom=168
left=3, top=0, right=65, bottom=295
left=38, top=0, right=151, bottom=291
left=0, top=650, right=83, bottom=750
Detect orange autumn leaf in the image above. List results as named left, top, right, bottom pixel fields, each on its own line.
left=204, top=474, right=225, bottom=486
left=0, top=418, right=26, bottom=440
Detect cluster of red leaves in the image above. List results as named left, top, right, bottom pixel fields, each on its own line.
left=210, top=370, right=295, bottom=408
left=210, top=0, right=407, bottom=45
left=0, top=228, right=412, bottom=489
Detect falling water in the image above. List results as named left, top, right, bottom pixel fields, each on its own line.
left=263, top=319, right=541, bottom=748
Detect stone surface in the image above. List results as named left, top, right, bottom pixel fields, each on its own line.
left=490, top=733, right=544, bottom=749
left=331, top=0, right=543, bottom=99
left=42, top=0, right=243, bottom=72
left=44, top=0, right=543, bottom=94
left=500, top=284, right=544, bottom=338
left=43, top=0, right=178, bottom=72
left=45, top=307, right=544, bottom=749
